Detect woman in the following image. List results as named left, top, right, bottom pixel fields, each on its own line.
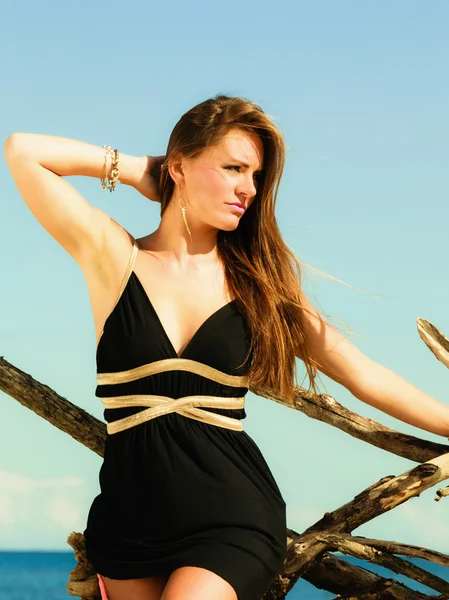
left=4, top=94, right=449, bottom=600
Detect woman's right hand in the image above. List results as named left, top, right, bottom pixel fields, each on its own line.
left=132, top=155, right=166, bottom=203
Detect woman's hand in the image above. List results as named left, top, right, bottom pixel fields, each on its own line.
left=132, top=155, right=166, bottom=203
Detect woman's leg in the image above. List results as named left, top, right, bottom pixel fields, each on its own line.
left=161, top=566, right=237, bottom=600
left=100, top=573, right=169, bottom=600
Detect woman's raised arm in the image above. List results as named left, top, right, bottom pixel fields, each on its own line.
left=3, top=133, right=156, bottom=266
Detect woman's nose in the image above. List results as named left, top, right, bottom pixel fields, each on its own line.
left=240, top=174, right=257, bottom=198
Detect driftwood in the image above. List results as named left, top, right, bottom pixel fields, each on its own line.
left=1, top=316, right=449, bottom=598
left=66, top=532, right=100, bottom=600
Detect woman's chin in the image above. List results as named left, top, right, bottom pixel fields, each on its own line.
left=214, top=215, right=240, bottom=231
left=202, top=215, right=242, bottom=233
left=218, top=220, right=241, bottom=232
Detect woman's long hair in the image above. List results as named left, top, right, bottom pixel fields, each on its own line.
left=158, top=94, right=322, bottom=403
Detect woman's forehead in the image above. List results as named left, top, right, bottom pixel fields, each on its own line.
left=206, top=131, right=264, bottom=168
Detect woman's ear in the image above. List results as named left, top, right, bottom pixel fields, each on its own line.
left=167, top=151, right=185, bottom=186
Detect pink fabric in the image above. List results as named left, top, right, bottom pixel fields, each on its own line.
left=97, top=574, right=109, bottom=600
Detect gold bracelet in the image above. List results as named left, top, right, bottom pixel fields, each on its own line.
left=100, top=145, right=120, bottom=192
left=100, top=145, right=112, bottom=191
left=109, top=148, right=120, bottom=192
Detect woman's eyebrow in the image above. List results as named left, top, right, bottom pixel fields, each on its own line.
left=226, top=156, right=263, bottom=171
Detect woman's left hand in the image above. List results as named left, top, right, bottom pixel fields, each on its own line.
left=132, top=155, right=166, bottom=203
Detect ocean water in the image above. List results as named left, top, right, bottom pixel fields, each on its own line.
left=0, top=551, right=447, bottom=599
left=0, top=552, right=76, bottom=600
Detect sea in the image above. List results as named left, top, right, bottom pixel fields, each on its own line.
left=0, top=551, right=447, bottom=599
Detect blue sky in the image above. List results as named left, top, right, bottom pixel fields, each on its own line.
left=1, top=0, right=448, bottom=581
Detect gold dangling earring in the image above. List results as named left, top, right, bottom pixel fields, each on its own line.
left=179, top=187, right=192, bottom=241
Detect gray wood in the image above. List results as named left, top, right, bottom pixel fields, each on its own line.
left=1, top=315, right=449, bottom=599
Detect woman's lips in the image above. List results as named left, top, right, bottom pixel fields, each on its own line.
left=226, top=203, right=245, bottom=214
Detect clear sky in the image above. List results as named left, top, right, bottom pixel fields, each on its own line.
left=1, top=0, right=448, bottom=577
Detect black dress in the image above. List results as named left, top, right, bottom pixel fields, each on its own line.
left=84, top=239, right=287, bottom=600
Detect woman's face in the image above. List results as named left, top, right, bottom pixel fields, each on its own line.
left=176, top=129, right=264, bottom=232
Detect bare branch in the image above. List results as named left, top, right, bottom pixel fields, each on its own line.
left=436, top=486, right=449, bottom=502
left=333, top=579, right=438, bottom=600
left=2, top=331, right=449, bottom=600
left=2, top=356, right=447, bottom=465
left=282, top=454, right=449, bottom=578
left=417, top=318, right=449, bottom=370
left=265, top=548, right=439, bottom=600
left=252, top=383, right=449, bottom=463
left=0, top=356, right=106, bottom=456
left=333, top=534, right=449, bottom=568
left=317, top=533, right=449, bottom=596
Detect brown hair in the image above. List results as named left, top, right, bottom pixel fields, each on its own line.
left=158, top=94, right=322, bottom=404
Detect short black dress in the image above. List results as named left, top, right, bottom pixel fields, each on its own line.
left=84, top=239, right=287, bottom=600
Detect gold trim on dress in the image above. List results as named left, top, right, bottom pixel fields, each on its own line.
left=101, top=394, right=245, bottom=434
left=96, top=239, right=139, bottom=350
left=97, top=358, right=249, bottom=388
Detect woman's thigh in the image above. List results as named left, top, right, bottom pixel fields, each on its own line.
left=101, top=573, right=169, bottom=600
left=161, top=566, right=238, bottom=600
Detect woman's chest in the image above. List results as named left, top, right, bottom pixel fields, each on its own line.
left=133, top=259, right=235, bottom=357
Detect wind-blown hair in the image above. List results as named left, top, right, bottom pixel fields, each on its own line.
left=158, top=94, right=320, bottom=403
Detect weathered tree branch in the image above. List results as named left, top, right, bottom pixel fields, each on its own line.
left=263, top=548, right=436, bottom=600
left=416, top=316, right=449, bottom=506
left=281, top=454, right=449, bottom=581
left=316, top=533, right=449, bottom=596
left=1, top=356, right=447, bottom=464
left=327, top=534, right=449, bottom=568
left=334, top=580, right=442, bottom=600
left=252, top=383, right=449, bottom=463
left=417, top=318, right=449, bottom=370
left=436, top=486, right=449, bottom=501
left=2, top=314, right=449, bottom=599
left=0, top=356, right=106, bottom=457
left=275, top=530, right=447, bottom=600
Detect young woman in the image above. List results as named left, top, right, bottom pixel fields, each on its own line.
left=4, top=95, right=449, bottom=600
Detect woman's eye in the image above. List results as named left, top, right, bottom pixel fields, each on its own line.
left=225, top=166, right=262, bottom=183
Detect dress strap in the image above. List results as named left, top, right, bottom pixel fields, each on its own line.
left=96, top=238, right=139, bottom=350
left=117, top=238, right=139, bottom=299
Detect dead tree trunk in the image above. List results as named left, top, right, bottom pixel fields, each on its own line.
left=1, top=316, right=449, bottom=599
